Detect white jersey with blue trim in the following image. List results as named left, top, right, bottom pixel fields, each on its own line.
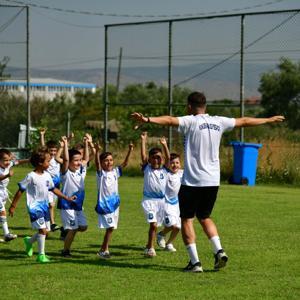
left=18, top=171, right=54, bottom=221
left=95, top=166, right=122, bottom=215
left=58, top=166, right=86, bottom=211
left=142, top=164, right=168, bottom=200
left=46, top=157, right=61, bottom=187
left=0, top=161, right=16, bottom=195
left=165, top=169, right=183, bottom=205
left=178, top=114, right=235, bottom=187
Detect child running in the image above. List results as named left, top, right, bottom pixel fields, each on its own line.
left=58, top=135, right=89, bottom=257
left=0, top=149, right=28, bottom=242
left=140, top=132, right=168, bottom=257
left=95, top=143, right=133, bottom=258
left=8, top=148, right=75, bottom=263
left=40, top=128, right=63, bottom=232
left=156, top=138, right=183, bottom=252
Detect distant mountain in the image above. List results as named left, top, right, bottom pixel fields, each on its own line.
left=6, top=62, right=275, bottom=100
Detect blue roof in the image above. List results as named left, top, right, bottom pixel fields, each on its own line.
left=0, top=81, right=96, bottom=89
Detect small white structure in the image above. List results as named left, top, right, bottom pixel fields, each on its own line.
left=18, top=124, right=37, bottom=148
left=0, top=78, right=97, bottom=100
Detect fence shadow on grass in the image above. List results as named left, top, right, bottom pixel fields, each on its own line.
left=50, top=256, right=181, bottom=272
left=88, top=243, right=144, bottom=252
left=0, top=247, right=27, bottom=259
left=0, top=247, right=218, bottom=272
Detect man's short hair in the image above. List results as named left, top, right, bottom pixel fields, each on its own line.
left=187, top=91, right=206, bottom=108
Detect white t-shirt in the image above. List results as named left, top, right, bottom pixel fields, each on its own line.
left=165, top=169, right=183, bottom=205
left=178, top=114, right=235, bottom=187
left=142, top=164, right=168, bottom=200
left=18, top=171, right=54, bottom=218
left=58, top=166, right=86, bottom=211
left=0, top=161, right=18, bottom=200
left=95, top=167, right=121, bottom=215
left=46, top=157, right=61, bottom=186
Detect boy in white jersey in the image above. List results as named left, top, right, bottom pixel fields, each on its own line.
left=8, top=148, right=75, bottom=263
left=0, top=149, right=28, bottom=242
left=40, top=128, right=63, bottom=232
left=132, top=91, right=284, bottom=272
left=156, top=138, right=183, bottom=252
left=58, top=135, right=89, bottom=257
left=140, top=132, right=168, bottom=257
left=95, top=143, right=133, bottom=259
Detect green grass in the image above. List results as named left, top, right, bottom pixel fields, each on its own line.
left=1, top=168, right=300, bottom=299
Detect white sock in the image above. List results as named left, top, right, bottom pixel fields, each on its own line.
left=210, top=236, right=222, bottom=254
left=29, top=233, right=39, bottom=244
left=37, top=234, right=46, bottom=255
left=186, top=243, right=199, bottom=265
left=1, top=217, right=10, bottom=236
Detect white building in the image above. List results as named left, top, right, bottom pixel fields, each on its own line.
left=0, top=78, right=97, bottom=100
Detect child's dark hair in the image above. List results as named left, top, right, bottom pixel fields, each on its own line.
left=69, top=149, right=82, bottom=161
left=0, top=148, right=12, bottom=160
left=30, top=148, right=48, bottom=167
left=46, top=140, right=58, bottom=149
left=149, top=148, right=162, bottom=157
left=170, top=153, right=180, bottom=161
left=100, top=152, right=113, bottom=162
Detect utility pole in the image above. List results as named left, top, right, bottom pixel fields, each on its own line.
left=26, top=5, right=31, bottom=146
left=116, top=47, right=123, bottom=93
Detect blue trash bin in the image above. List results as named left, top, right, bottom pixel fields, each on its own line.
left=230, top=142, right=262, bottom=186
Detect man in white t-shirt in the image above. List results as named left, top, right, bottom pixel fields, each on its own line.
left=131, top=91, right=284, bottom=272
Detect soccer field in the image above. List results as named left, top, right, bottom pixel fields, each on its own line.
left=1, top=168, right=299, bottom=300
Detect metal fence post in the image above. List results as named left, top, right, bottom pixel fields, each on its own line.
left=168, top=21, right=173, bottom=151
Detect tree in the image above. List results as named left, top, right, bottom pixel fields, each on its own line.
left=259, top=58, right=300, bottom=129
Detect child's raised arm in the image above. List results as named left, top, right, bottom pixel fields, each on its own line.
left=159, top=137, right=170, bottom=168
left=94, top=143, right=102, bottom=171
left=82, top=136, right=89, bottom=167
left=141, top=132, right=148, bottom=165
left=120, top=143, right=134, bottom=169
left=85, top=133, right=96, bottom=162
left=39, top=128, right=46, bottom=147
left=55, top=139, right=64, bottom=165
left=61, top=136, right=69, bottom=174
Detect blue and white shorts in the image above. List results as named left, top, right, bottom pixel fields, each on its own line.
left=61, top=209, right=87, bottom=230
left=142, top=198, right=165, bottom=226
left=98, top=207, right=119, bottom=229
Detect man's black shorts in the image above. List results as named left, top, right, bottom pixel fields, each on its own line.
left=178, top=185, right=219, bottom=219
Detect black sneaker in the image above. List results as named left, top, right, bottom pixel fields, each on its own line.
left=183, top=261, right=203, bottom=273
left=51, top=223, right=60, bottom=232
left=214, top=249, right=228, bottom=269
left=4, top=233, right=17, bottom=242
left=61, top=249, right=72, bottom=258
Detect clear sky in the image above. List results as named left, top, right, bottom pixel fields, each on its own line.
left=0, top=0, right=299, bottom=70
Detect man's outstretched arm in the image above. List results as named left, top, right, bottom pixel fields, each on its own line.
left=235, top=116, right=285, bottom=128
left=131, top=112, right=179, bottom=127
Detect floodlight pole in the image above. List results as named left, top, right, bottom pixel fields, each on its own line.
left=239, top=15, right=245, bottom=142
left=26, top=5, right=31, bottom=146
left=168, top=21, right=173, bottom=151
left=103, top=25, right=109, bottom=151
